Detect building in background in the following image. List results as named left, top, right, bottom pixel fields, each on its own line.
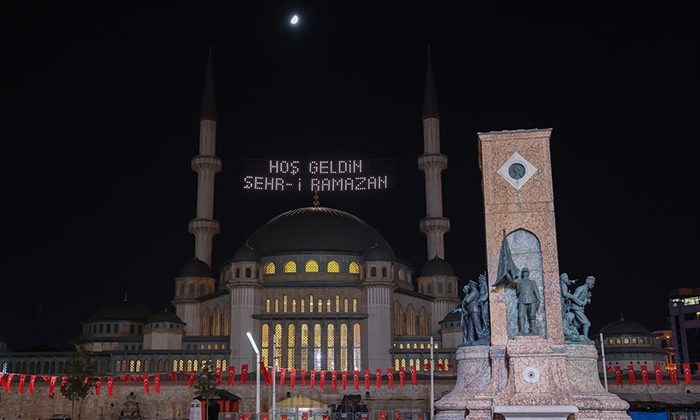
left=668, top=288, right=700, bottom=365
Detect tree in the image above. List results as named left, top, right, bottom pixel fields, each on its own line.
left=194, top=363, right=219, bottom=420
left=60, top=347, right=96, bottom=418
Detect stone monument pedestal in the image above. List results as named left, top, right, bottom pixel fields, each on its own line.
left=435, top=346, right=493, bottom=420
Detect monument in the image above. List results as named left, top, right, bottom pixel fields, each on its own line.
left=118, top=391, right=143, bottom=420
left=435, top=129, right=629, bottom=419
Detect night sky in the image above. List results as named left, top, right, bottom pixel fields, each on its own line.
left=2, top=2, right=697, bottom=350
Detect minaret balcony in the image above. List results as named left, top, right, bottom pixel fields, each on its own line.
left=191, top=156, right=222, bottom=173
left=418, top=154, right=447, bottom=171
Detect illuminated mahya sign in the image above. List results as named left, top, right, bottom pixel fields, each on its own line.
left=242, top=159, right=391, bottom=192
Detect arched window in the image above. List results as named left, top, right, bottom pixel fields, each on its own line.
left=305, top=260, right=319, bottom=273
left=283, top=295, right=288, bottom=312
left=284, top=261, right=297, bottom=273
left=335, top=295, right=340, bottom=312
left=314, top=324, right=323, bottom=371
left=349, top=261, right=360, bottom=274
left=353, top=298, right=358, bottom=312
left=398, top=269, right=404, bottom=280
left=264, top=262, right=276, bottom=274
left=309, top=295, right=314, bottom=313
left=326, top=298, right=331, bottom=313
left=130, top=360, right=136, bottom=373
left=370, top=267, right=377, bottom=277
left=382, top=267, right=387, bottom=277
left=327, top=323, right=335, bottom=370
left=287, top=324, right=296, bottom=369
left=235, top=268, right=241, bottom=278
left=274, top=324, right=283, bottom=366
left=300, top=298, right=305, bottom=313
left=202, top=309, right=211, bottom=335
left=213, top=306, right=222, bottom=336
left=393, top=302, right=404, bottom=335
left=245, top=267, right=252, bottom=278
left=292, top=298, right=297, bottom=313
left=188, top=283, right=195, bottom=296
left=192, top=360, right=198, bottom=372
left=178, top=284, right=185, bottom=297
left=265, top=299, right=271, bottom=313
left=327, top=261, right=340, bottom=273
left=353, top=323, right=362, bottom=371
left=301, top=324, right=309, bottom=370
left=344, top=298, right=349, bottom=312
left=198, top=284, right=207, bottom=296
left=395, top=359, right=400, bottom=370
left=274, top=299, right=280, bottom=313
left=261, top=324, right=270, bottom=366
left=340, top=323, right=348, bottom=371
left=318, top=298, right=323, bottom=313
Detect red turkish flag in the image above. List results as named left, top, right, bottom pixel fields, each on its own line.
left=280, top=368, right=287, bottom=386
left=331, top=370, right=338, bottom=391
left=640, top=364, right=649, bottom=385
left=48, top=376, right=57, bottom=397
left=320, top=370, right=326, bottom=390
left=301, top=369, right=307, bottom=387
left=95, top=377, right=102, bottom=396
left=60, top=376, right=68, bottom=391
left=216, top=367, right=222, bottom=385
left=614, top=366, right=622, bottom=385
left=29, top=375, right=36, bottom=395
left=107, top=376, right=114, bottom=397
left=353, top=370, right=360, bottom=390
left=682, top=363, right=692, bottom=384
left=143, top=375, right=150, bottom=395
left=399, top=367, right=405, bottom=387
left=310, top=370, right=316, bottom=389
left=364, top=369, right=370, bottom=390
left=260, top=361, right=272, bottom=385
left=341, top=370, right=347, bottom=390
left=188, top=372, right=196, bottom=387
left=669, top=367, right=678, bottom=385
left=0, top=373, right=4, bottom=389
left=424, top=361, right=431, bottom=370
left=376, top=369, right=382, bottom=389
left=290, top=368, right=297, bottom=389
left=654, top=364, right=663, bottom=385
left=19, top=374, right=26, bottom=394
left=228, top=366, right=236, bottom=385
left=169, top=372, right=177, bottom=381
left=3, top=373, right=14, bottom=392
left=154, top=374, right=161, bottom=394
left=627, top=364, right=636, bottom=384
left=410, top=365, right=417, bottom=385
left=241, top=364, right=249, bottom=384
left=387, top=368, right=394, bottom=388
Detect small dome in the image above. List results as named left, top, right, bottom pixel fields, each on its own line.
left=178, top=258, right=212, bottom=277
left=88, top=301, right=152, bottom=323
left=364, top=243, right=393, bottom=261
left=232, top=243, right=260, bottom=262
left=420, top=257, right=454, bottom=276
left=147, top=310, right=185, bottom=325
left=440, top=309, right=461, bottom=323
left=599, top=319, right=651, bottom=336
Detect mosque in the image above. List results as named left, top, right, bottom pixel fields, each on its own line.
left=1, top=52, right=461, bottom=385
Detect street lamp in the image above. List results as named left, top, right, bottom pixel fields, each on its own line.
left=430, top=336, right=434, bottom=420
left=246, top=331, right=261, bottom=420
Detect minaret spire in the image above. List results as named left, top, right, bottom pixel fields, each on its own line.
left=418, top=47, right=450, bottom=260
left=188, top=49, right=222, bottom=267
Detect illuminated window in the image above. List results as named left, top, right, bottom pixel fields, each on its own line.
left=222, top=360, right=227, bottom=370
left=340, top=323, right=348, bottom=371
left=353, top=299, right=358, bottom=312
left=326, top=298, right=331, bottom=313
left=318, top=298, right=323, bottom=313
left=310, top=295, right=314, bottom=313
left=292, top=298, right=297, bottom=313
left=434, top=343, right=438, bottom=349
left=261, top=324, right=269, bottom=367
left=395, top=359, right=400, bottom=370
left=353, top=323, right=361, bottom=370
left=265, top=262, right=276, bottom=274
left=608, top=338, right=614, bottom=345
left=349, top=261, right=360, bottom=274
left=305, top=260, right=319, bottom=273
left=314, top=323, right=322, bottom=370
left=283, top=295, right=288, bottom=313
left=301, top=298, right=305, bottom=313
left=178, top=360, right=184, bottom=371
left=193, top=360, right=198, bottom=372
left=423, top=358, right=429, bottom=371
left=216, top=360, right=221, bottom=369
left=327, top=323, right=335, bottom=370
left=399, top=343, right=403, bottom=349
left=284, top=261, right=297, bottom=273
left=632, top=337, right=638, bottom=344
left=301, top=324, right=309, bottom=370
left=136, top=360, right=142, bottom=372
left=266, top=299, right=271, bottom=313
left=344, top=298, right=349, bottom=312
left=401, top=359, right=406, bottom=369
left=415, top=358, right=421, bottom=371
left=274, top=324, right=282, bottom=366
left=274, top=299, right=279, bottom=313
left=287, top=324, right=296, bottom=369
left=327, top=261, right=340, bottom=273
left=172, top=360, right=177, bottom=372
left=186, top=360, right=192, bottom=372
left=398, top=269, right=404, bottom=280
left=420, top=343, right=425, bottom=349
left=335, top=295, right=340, bottom=312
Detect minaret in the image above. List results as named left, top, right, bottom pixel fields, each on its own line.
left=188, top=49, right=221, bottom=267
left=418, top=47, right=450, bottom=260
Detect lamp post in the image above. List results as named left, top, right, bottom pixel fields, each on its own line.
left=247, top=331, right=261, bottom=420
left=272, top=333, right=276, bottom=420
left=600, top=332, right=608, bottom=391
left=430, top=336, right=434, bottom=420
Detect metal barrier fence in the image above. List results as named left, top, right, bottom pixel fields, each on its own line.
left=219, top=411, right=428, bottom=420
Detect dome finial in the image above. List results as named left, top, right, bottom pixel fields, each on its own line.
left=312, top=190, right=320, bottom=207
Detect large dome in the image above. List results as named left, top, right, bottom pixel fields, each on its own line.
left=240, top=207, right=395, bottom=258
left=599, top=319, right=650, bottom=336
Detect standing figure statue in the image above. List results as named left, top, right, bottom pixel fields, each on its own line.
left=478, top=272, right=490, bottom=338
left=509, top=267, right=540, bottom=335
left=569, top=276, right=595, bottom=340
left=453, top=279, right=489, bottom=346
left=560, top=273, right=581, bottom=341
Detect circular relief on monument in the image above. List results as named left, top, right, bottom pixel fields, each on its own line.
left=522, top=366, right=540, bottom=384
left=508, top=163, right=526, bottom=180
